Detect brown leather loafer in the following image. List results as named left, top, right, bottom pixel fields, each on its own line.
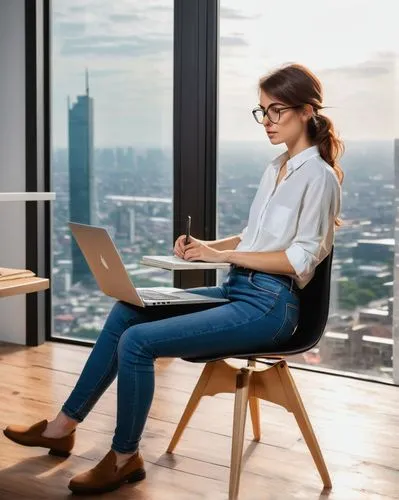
left=68, top=449, right=145, bottom=495
left=3, top=419, right=75, bottom=457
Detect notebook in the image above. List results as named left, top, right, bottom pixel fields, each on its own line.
left=141, top=255, right=231, bottom=271
left=0, top=267, right=36, bottom=281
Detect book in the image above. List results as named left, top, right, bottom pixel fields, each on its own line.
left=141, top=255, right=231, bottom=271
left=0, top=267, right=36, bottom=281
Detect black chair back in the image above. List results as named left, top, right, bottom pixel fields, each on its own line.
left=278, top=246, right=334, bottom=355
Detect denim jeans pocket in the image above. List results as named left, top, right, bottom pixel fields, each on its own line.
left=247, top=272, right=283, bottom=296
left=272, top=303, right=299, bottom=344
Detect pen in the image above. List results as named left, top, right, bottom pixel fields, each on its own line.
left=184, top=215, right=191, bottom=245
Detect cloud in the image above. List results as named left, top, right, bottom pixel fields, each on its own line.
left=322, top=65, right=391, bottom=79
left=109, top=13, right=144, bottom=23
left=346, top=66, right=391, bottom=78
left=220, top=6, right=256, bottom=20
left=221, top=34, right=248, bottom=47
left=88, top=68, right=130, bottom=78
left=320, top=54, right=395, bottom=79
left=68, top=5, right=88, bottom=13
left=54, top=21, right=87, bottom=37
left=64, top=34, right=142, bottom=44
left=315, top=53, right=396, bottom=140
left=144, top=5, right=173, bottom=13
left=60, top=34, right=173, bottom=58
left=53, top=11, right=67, bottom=21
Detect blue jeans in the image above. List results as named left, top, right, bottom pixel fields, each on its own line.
left=61, top=268, right=300, bottom=453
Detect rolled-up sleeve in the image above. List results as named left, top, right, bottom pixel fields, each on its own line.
left=285, top=172, right=340, bottom=279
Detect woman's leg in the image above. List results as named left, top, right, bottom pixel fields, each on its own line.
left=59, top=301, right=153, bottom=424
left=111, top=278, right=293, bottom=455
left=44, top=286, right=227, bottom=437
left=43, top=301, right=148, bottom=436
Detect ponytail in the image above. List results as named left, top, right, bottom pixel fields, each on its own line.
left=308, top=112, right=344, bottom=226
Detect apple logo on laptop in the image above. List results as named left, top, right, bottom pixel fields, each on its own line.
left=100, top=254, right=109, bottom=270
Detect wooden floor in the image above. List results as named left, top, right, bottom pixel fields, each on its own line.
left=0, top=341, right=398, bottom=500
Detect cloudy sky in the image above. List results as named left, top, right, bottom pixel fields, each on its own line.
left=52, top=0, right=398, bottom=148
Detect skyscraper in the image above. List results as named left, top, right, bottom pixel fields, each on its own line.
left=68, top=70, right=95, bottom=285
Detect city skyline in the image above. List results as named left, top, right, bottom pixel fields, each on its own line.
left=51, top=139, right=395, bottom=380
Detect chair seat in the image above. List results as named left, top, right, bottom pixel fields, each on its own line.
left=183, top=331, right=317, bottom=363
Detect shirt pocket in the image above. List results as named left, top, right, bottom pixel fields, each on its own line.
left=267, top=204, right=292, bottom=237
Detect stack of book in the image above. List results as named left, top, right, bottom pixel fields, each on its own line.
left=0, top=267, right=36, bottom=281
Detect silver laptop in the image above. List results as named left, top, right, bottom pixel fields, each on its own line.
left=69, top=222, right=229, bottom=307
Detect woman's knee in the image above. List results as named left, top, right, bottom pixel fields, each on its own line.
left=117, top=324, right=151, bottom=361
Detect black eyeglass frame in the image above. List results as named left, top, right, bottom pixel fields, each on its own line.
left=252, top=103, right=302, bottom=124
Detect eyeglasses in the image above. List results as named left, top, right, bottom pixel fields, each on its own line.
left=252, top=103, right=302, bottom=124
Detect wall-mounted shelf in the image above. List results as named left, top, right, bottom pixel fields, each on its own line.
left=0, top=192, right=56, bottom=202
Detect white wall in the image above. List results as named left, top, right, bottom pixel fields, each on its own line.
left=0, top=0, right=27, bottom=344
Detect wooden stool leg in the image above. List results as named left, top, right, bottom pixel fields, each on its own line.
left=167, top=363, right=213, bottom=453
left=229, top=369, right=251, bottom=500
left=248, top=397, right=261, bottom=441
left=167, top=360, right=240, bottom=454
left=278, top=363, right=332, bottom=488
left=247, top=359, right=261, bottom=442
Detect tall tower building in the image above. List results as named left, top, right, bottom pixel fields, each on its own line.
left=68, top=70, right=95, bottom=285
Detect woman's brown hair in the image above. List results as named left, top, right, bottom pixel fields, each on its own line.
left=259, top=63, right=344, bottom=225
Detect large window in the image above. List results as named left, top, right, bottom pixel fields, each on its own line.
left=51, top=1, right=173, bottom=341
left=218, top=1, right=397, bottom=382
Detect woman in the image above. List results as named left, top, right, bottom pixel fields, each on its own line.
left=3, top=63, right=343, bottom=495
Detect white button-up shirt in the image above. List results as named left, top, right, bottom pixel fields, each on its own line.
left=236, top=145, right=341, bottom=289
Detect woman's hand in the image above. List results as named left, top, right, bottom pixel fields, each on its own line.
left=173, top=235, right=203, bottom=259
left=183, top=240, right=232, bottom=263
